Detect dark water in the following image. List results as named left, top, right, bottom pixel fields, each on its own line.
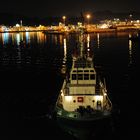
left=0, top=31, right=139, bottom=139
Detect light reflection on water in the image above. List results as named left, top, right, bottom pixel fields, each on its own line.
left=1, top=31, right=48, bottom=45
left=25, top=31, right=30, bottom=44
left=128, top=37, right=132, bottom=65
left=2, top=32, right=9, bottom=44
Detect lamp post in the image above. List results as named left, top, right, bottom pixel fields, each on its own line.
left=86, top=14, right=91, bottom=25
left=62, top=16, right=66, bottom=26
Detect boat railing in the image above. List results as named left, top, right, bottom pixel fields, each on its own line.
left=105, top=94, right=113, bottom=110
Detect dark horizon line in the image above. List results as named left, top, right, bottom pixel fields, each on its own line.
left=1, top=10, right=140, bottom=26
left=1, top=10, right=140, bottom=18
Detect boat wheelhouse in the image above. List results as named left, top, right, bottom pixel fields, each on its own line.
left=55, top=34, right=112, bottom=122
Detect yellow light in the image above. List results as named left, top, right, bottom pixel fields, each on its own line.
left=64, top=38, right=67, bottom=58
left=99, top=24, right=108, bottom=29
left=62, top=16, right=66, bottom=25
left=86, top=14, right=91, bottom=25
left=62, top=16, right=66, bottom=20
left=86, top=14, right=90, bottom=19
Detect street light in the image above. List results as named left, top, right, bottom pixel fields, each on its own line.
left=86, top=14, right=91, bottom=25
left=62, top=16, right=66, bottom=26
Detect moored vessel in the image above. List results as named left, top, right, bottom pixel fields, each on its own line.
left=55, top=33, right=112, bottom=124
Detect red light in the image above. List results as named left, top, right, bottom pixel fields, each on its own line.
left=77, top=97, right=84, bottom=102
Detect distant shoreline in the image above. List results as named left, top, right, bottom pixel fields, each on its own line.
left=0, top=28, right=139, bottom=34
left=0, top=30, right=44, bottom=33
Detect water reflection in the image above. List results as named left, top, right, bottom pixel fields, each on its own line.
left=63, top=38, right=67, bottom=61
left=25, top=32, right=30, bottom=44
left=61, top=37, right=67, bottom=74
left=97, top=33, right=100, bottom=48
left=2, top=32, right=9, bottom=44
left=59, top=35, right=63, bottom=45
left=0, top=32, right=48, bottom=45
left=87, top=34, right=90, bottom=48
left=16, top=33, right=20, bottom=45
left=128, top=35, right=132, bottom=65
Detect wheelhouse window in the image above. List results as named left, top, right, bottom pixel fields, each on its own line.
left=72, top=74, right=77, bottom=80
left=90, top=74, right=95, bottom=80
left=78, top=74, right=83, bottom=80
left=84, top=74, right=89, bottom=80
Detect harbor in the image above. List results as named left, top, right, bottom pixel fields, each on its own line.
left=0, top=2, right=139, bottom=138
left=1, top=17, right=140, bottom=34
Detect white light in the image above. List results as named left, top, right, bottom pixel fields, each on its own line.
left=65, top=96, right=72, bottom=102
left=95, top=95, right=103, bottom=101
left=16, top=24, right=20, bottom=27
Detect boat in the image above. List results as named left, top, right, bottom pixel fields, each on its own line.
left=55, top=33, right=112, bottom=124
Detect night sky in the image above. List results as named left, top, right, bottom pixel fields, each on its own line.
left=0, top=0, right=140, bottom=17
